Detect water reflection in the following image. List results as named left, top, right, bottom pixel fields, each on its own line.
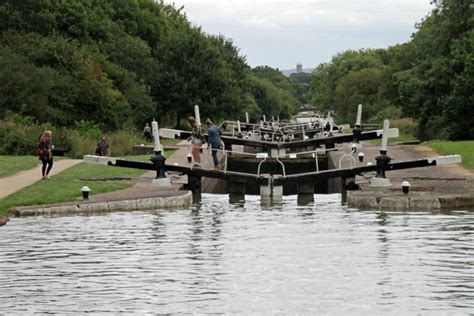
left=0, top=194, right=472, bottom=314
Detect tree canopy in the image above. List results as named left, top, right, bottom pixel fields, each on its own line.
left=310, top=0, right=473, bottom=140
left=0, top=0, right=300, bottom=130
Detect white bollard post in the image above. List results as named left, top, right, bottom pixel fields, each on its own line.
left=381, top=119, right=389, bottom=152
left=151, top=119, right=162, bottom=152
left=245, top=112, right=249, bottom=123
left=263, top=114, right=266, bottom=122
left=356, top=104, right=363, bottom=127
left=194, top=105, right=201, bottom=126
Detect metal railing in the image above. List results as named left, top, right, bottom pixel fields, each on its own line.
left=194, top=142, right=361, bottom=178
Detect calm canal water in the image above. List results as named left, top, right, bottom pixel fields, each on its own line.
left=0, top=194, right=473, bottom=314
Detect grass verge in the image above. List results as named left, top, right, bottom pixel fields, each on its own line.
left=0, top=151, right=176, bottom=215
left=0, top=155, right=41, bottom=178
left=370, top=133, right=417, bottom=145
left=0, top=163, right=148, bottom=215
left=426, top=140, right=474, bottom=169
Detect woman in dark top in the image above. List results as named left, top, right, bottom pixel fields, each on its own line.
left=38, top=130, right=53, bottom=180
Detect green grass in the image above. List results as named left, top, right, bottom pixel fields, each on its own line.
left=0, top=162, right=148, bottom=215
left=162, top=138, right=181, bottom=146
left=0, top=155, right=40, bottom=177
left=0, top=150, right=178, bottom=215
left=426, top=140, right=474, bottom=169
left=370, top=133, right=417, bottom=145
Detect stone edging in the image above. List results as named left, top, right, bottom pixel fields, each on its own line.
left=0, top=215, right=9, bottom=226
left=12, top=191, right=193, bottom=217
left=347, top=191, right=474, bottom=211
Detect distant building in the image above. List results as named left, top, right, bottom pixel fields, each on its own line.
left=296, top=63, right=303, bottom=73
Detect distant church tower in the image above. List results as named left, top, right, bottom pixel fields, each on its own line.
left=296, top=63, right=303, bottom=73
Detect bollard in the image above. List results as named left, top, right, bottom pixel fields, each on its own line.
left=352, top=104, right=363, bottom=144
left=187, top=152, right=192, bottom=164
left=351, top=143, right=357, bottom=153
left=80, top=186, right=91, bottom=200
left=194, top=105, right=201, bottom=126
left=401, top=181, right=411, bottom=195
left=237, top=120, right=242, bottom=138
left=150, top=119, right=167, bottom=179
left=150, top=151, right=166, bottom=179
left=375, top=119, right=391, bottom=179
left=245, top=112, right=249, bottom=124
left=371, top=119, right=392, bottom=187
left=358, top=152, right=365, bottom=162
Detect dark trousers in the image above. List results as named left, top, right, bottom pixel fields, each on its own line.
left=41, top=158, right=53, bottom=176
left=211, top=144, right=220, bottom=167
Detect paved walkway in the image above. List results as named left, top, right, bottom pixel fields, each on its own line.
left=358, top=143, right=474, bottom=193
left=0, top=159, right=82, bottom=199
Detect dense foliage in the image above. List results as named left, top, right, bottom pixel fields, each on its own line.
left=310, top=0, right=473, bottom=140
left=0, top=0, right=299, bottom=132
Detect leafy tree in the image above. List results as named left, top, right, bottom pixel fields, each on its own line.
left=394, top=0, right=474, bottom=139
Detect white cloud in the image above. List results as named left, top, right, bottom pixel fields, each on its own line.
left=167, top=0, right=434, bottom=68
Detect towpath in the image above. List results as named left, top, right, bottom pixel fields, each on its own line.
left=331, top=142, right=474, bottom=210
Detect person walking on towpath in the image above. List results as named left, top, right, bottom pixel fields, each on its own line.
left=37, top=130, right=54, bottom=180
left=205, top=119, right=222, bottom=171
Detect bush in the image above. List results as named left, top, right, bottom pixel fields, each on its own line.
left=0, top=119, right=143, bottom=158
left=73, top=120, right=103, bottom=140
left=390, top=118, right=417, bottom=138
left=0, top=119, right=44, bottom=155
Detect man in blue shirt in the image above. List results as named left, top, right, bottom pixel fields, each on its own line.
left=205, top=119, right=222, bottom=170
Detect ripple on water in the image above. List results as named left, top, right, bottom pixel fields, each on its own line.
left=0, top=194, right=472, bottom=314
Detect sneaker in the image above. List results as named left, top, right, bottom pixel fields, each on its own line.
left=192, top=163, right=201, bottom=168
left=46, top=176, right=51, bottom=180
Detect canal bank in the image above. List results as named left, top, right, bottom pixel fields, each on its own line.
left=11, top=144, right=196, bottom=217
left=328, top=143, right=474, bottom=211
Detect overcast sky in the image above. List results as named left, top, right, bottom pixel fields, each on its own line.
left=167, top=0, right=434, bottom=70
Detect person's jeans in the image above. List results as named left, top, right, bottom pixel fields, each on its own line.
left=211, top=144, right=220, bottom=167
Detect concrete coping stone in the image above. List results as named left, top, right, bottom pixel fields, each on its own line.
left=348, top=191, right=474, bottom=211
left=12, top=191, right=193, bottom=217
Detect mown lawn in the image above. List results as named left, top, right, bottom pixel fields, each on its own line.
left=370, top=132, right=417, bottom=145
left=0, top=163, right=148, bottom=215
left=0, top=151, right=176, bottom=215
left=0, top=155, right=40, bottom=178
left=426, top=140, right=474, bottom=169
